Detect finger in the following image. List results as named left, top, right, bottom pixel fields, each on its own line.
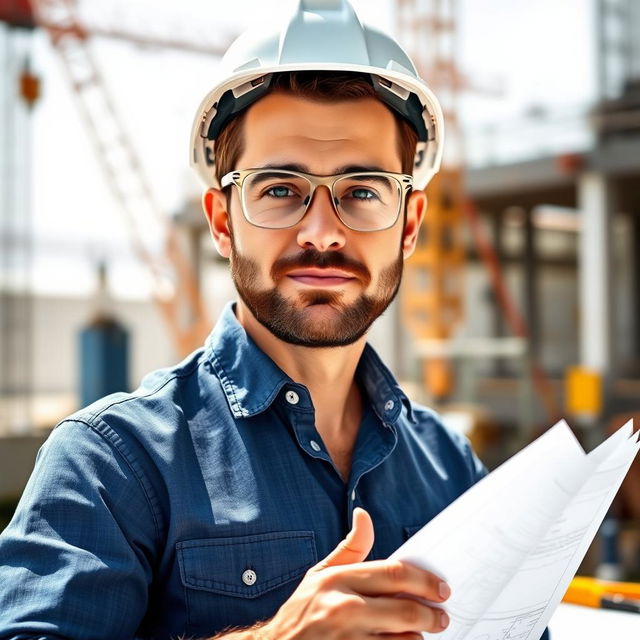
left=336, top=559, right=450, bottom=603
left=361, top=594, right=449, bottom=635
left=313, top=507, right=375, bottom=571
left=373, top=634, right=423, bottom=640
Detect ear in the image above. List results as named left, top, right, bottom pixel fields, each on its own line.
left=202, top=188, right=231, bottom=259
left=402, top=189, right=427, bottom=258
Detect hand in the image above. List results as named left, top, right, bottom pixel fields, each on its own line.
left=261, top=507, right=450, bottom=639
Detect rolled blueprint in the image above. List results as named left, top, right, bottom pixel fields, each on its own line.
left=390, top=420, right=640, bottom=640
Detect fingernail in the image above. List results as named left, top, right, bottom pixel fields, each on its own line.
left=440, top=610, right=450, bottom=629
left=439, top=581, right=451, bottom=600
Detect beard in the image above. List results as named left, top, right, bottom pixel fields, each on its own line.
left=229, top=236, right=403, bottom=348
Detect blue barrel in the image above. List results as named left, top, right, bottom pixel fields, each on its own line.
left=79, top=316, right=129, bottom=408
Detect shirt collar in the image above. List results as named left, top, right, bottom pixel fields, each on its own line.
left=205, top=302, right=292, bottom=419
left=357, top=343, right=415, bottom=425
left=205, top=301, right=414, bottom=424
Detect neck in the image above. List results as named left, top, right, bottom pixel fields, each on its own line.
left=235, top=300, right=365, bottom=443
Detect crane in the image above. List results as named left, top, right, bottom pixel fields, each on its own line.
left=29, top=0, right=234, bottom=356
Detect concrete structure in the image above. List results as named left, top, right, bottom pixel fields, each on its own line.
left=466, top=114, right=640, bottom=378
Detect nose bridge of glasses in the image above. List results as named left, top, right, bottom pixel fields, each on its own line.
left=304, top=177, right=340, bottom=216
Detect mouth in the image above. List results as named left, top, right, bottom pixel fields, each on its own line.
left=286, top=268, right=357, bottom=287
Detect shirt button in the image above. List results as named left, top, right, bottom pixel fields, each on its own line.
left=242, top=569, right=257, bottom=586
left=351, top=489, right=356, bottom=501
left=384, top=399, right=395, bottom=411
left=285, top=390, right=300, bottom=405
left=310, top=439, right=321, bottom=452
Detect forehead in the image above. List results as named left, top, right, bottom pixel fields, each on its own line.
left=236, top=92, right=402, bottom=174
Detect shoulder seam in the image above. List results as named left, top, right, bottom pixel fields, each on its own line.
left=58, top=418, right=163, bottom=545
left=80, top=355, right=205, bottom=423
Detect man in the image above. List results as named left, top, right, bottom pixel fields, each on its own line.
left=0, top=2, right=548, bottom=639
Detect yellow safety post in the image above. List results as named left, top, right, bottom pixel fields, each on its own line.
left=565, top=366, right=603, bottom=417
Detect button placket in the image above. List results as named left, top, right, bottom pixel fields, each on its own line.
left=288, top=405, right=329, bottom=464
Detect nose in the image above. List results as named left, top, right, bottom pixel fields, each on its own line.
left=296, top=185, right=347, bottom=252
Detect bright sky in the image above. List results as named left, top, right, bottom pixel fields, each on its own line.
left=6, top=0, right=596, bottom=298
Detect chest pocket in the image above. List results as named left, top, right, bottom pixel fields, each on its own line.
left=177, top=531, right=317, bottom=636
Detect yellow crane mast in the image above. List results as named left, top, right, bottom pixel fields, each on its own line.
left=396, top=0, right=465, bottom=399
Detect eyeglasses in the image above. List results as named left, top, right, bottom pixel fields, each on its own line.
left=221, top=168, right=413, bottom=232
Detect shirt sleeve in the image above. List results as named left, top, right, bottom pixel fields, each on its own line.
left=462, top=435, right=488, bottom=484
left=0, top=419, right=160, bottom=639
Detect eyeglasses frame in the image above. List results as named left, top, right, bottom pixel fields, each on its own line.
left=220, top=168, right=414, bottom=232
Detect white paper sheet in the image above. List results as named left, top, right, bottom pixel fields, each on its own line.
left=390, top=420, right=639, bottom=640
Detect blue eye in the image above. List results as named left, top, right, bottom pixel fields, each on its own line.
left=266, top=186, right=294, bottom=198
left=351, top=188, right=377, bottom=200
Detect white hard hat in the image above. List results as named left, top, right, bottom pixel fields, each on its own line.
left=189, top=0, right=444, bottom=190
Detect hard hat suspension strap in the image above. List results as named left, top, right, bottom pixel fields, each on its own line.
left=206, top=71, right=429, bottom=145
left=205, top=75, right=274, bottom=141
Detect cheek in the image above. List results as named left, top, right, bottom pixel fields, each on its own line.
left=361, top=246, right=401, bottom=291
left=368, top=231, right=403, bottom=264
left=230, top=224, right=291, bottom=276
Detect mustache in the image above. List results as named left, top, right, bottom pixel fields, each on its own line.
left=270, top=250, right=371, bottom=283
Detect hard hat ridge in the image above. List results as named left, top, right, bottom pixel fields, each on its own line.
left=299, top=0, right=344, bottom=10
left=281, top=0, right=369, bottom=65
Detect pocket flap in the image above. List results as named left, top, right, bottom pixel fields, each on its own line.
left=177, top=531, right=317, bottom=599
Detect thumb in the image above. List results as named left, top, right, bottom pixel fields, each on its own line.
left=313, top=507, right=375, bottom=571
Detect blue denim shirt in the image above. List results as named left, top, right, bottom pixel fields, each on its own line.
left=0, top=303, right=496, bottom=639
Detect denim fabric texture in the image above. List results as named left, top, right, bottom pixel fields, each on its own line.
left=0, top=302, right=545, bottom=640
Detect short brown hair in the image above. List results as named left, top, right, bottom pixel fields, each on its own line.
left=214, top=71, right=418, bottom=187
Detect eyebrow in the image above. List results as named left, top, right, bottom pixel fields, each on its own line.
left=258, top=162, right=389, bottom=175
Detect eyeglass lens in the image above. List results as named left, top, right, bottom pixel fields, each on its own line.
left=242, top=171, right=401, bottom=231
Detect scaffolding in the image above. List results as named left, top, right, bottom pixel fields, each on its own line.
left=397, top=0, right=466, bottom=399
